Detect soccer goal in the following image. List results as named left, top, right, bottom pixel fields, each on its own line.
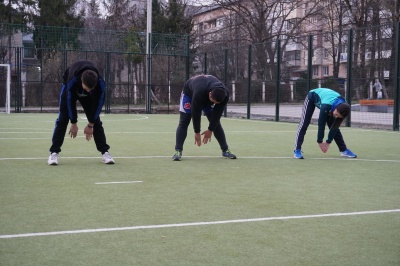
left=0, top=64, right=11, bottom=114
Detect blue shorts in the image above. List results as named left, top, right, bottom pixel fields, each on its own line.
left=179, top=93, right=213, bottom=115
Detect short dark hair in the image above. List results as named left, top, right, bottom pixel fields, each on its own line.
left=336, top=102, right=350, bottom=118
left=210, top=87, right=227, bottom=103
left=81, top=70, right=98, bottom=89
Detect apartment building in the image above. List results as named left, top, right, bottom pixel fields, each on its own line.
left=190, top=1, right=393, bottom=84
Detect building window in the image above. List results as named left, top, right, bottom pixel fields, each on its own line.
left=216, top=17, right=224, bottom=28
left=286, top=19, right=296, bottom=30
left=313, top=66, right=319, bottom=76
left=324, top=48, right=329, bottom=58
left=310, top=15, right=318, bottom=23
left=205, top=19, right=216, bottom=30
left=285, top=50, right=301, bottom=61
left=323, top=66, right=329, bottom=76
left=23, top=42, right=35, bottom=58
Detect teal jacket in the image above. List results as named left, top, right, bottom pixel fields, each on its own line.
left=309, top=88, right=346, bottom=143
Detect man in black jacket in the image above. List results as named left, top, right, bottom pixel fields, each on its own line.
left=172, top=74, right=236, bottom=161
left=48, top=61, right=114, bottom=165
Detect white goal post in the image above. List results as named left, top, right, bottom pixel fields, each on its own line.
left=0, top=64, right=11, bottom=114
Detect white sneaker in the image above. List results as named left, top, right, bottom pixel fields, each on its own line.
left=48, top=152, right=59, bottom=165
left=102, top=152, right=115, bottom=164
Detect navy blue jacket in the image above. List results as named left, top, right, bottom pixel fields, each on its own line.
left=62, top=61, right=105, bottom=124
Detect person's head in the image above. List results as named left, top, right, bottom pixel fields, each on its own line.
left=333, top=102, right=350, bottom=119
left=209, top=86, right=227, bottom=104
left=81, top=70, right=98, bottom=92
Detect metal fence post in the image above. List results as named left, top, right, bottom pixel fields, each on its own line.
left=204, top=52, right=207, bottom=74
left=307, top=35, right=313, bottom=92
left=346, top=29, right=354, bottom=127
left=105, top=52, right=111, bottom=114
left=15, top=47, right=22, bottom=113
left=224, top=48, right=228, bottom=117
left=275, top=39, right=281, bottom=122
left=146, top=32, right=152, bottom=114
left=186, top=35, right=190, bottom=81
left=247, top=44, right=252, bottom=119
left=393, top=22, right=400, bottom=131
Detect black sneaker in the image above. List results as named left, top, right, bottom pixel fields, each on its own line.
left=222, top=149, right=237, bottom=159
left=172, top=150, right=182, bottom=161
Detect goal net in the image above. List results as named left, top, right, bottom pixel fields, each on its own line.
left=0, top=64, right=11, bottom=114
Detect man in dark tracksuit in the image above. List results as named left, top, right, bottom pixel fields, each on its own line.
left=294, top=88, right=357, bottom=159
left=172, top=74, right=236, bottom=161
left=48, top=61, right=114, bottom=165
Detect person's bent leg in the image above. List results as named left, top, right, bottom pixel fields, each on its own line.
left=332, top=129, right=347, bottom=151
left=91, top=119, right=114, bottom=164
left=332, top=128, right=357, bottom=158
left=93, top=124, right=114, bottom=164
left=49, top=90, right=69, bottom=154
left=49, top=114, right=69, bottom=154
left=294, top=94, right=315, bottom=159
left=328, top=117, right=357, bottom=158
left=92, top=119, right=111, bottom=153
left=173, top=93, right=192, bottom=161
left=175, top=112, right=191, bottom=151
left=294, top=95, right=315, bottom=151
left=79, top=97, right=111, bottom=154
left=205, top=113, right=228, bottom=151
left=326, top=117, right=347, bottom=152
left=205, top=113, right=236, bottom=159
left=80, top=97, right=114, bottom=164
left=48, top=87, right=69, bottom=165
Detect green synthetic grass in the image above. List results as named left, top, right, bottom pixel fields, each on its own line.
left=0, top=113, right=399, bottom=266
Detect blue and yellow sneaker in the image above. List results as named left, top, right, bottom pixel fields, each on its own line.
left=172, top=150, right=182, bottom=161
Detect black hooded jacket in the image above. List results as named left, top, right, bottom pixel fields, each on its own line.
left=183, top=75, right=229, bottom=133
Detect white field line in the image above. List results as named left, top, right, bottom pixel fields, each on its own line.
left=1, top=209, right=399, bottom=239
left=0, top=130, right=308, bottom=135
left=95, top=181, right=143, bottom=185
left=0, top=156, right=399, bottom=163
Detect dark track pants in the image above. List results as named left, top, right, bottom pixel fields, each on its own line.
left=49, top=94, right=110, bottom=154
left=174, top=112, right=228, bottom=152
left=294, top=95, right=347, bottom=152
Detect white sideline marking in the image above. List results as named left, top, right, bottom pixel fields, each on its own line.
left=95, top=181, right=143, bottom=185
left=0, top=132, right=52, bottom=134
left=82, top=114, right=149, bottom=120
left=0, top=156, right=399, bottom=163
left=1, top=209, right=399, bottom=239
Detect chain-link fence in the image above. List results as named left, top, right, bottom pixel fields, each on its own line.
left=0, top=23, right=189, bottom=114
left=197, top=23, right=400, bottom=130
left=0, top=23, right=399, bottom=130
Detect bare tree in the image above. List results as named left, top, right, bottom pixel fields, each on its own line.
left=340, top=0, right=376, bottom=99
left=379, top=0, right=400, bottom=98
left=317, top=0, right=350, bottom=80
left=194, top=0, right=322, bottom=82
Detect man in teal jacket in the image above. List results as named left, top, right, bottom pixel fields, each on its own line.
left=294, top=88, right=357, bottom=159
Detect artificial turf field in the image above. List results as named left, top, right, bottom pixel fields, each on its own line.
left=0, top=113, right=399, bottom=265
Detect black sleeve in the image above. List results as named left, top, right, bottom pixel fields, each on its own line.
left=67, top=80, right=78, bottom=124
left=191, top=89, right=204, bottom=133
left=87, top=78, right=106, bottom=123
left=208, top=97, right=228, bottom=131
